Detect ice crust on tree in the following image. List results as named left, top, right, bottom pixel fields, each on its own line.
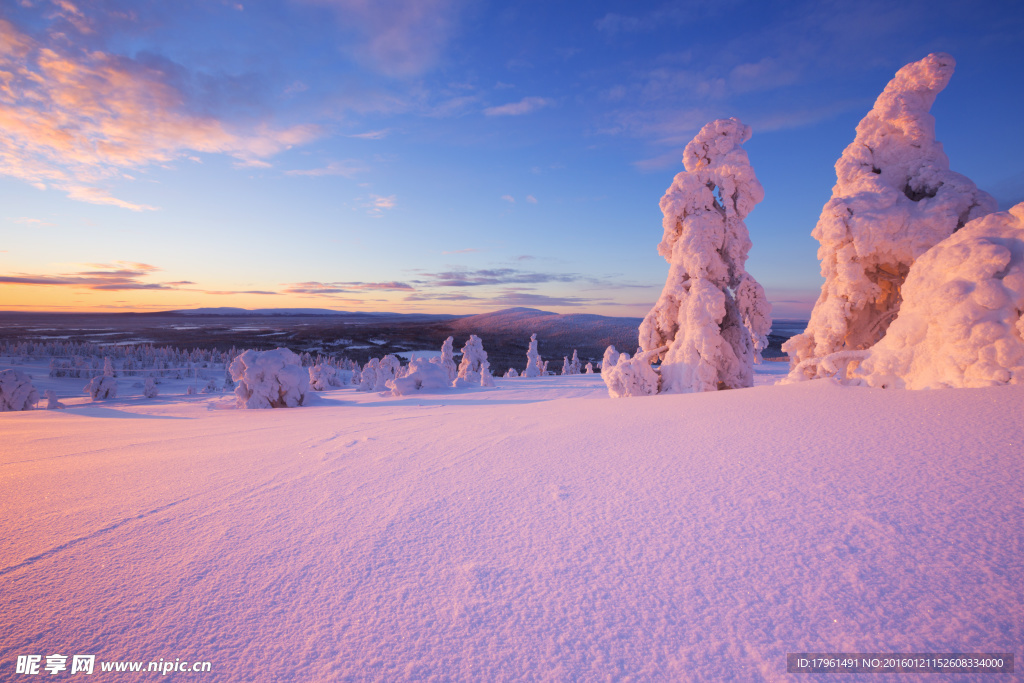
left=229, top=348, right=309, bottom=409
left=602, top=349, right=661, bottom=398
left=785, top=53, right=997, bottom=380
left=388, top=357, right=452, bottom=396
left=0, top=369, right=39, bottom=411
left=852, top=203, right=1024, bottom=389
left=638, top=117, right=771, bottom=394
left=454, top=335, right=494, bottom=387
left=524, top=334, right=543, bottom=378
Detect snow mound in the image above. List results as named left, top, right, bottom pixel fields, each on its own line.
left=388, top=357, right=452, bottom=396
left=638, top=117, right=771, bottom=394
left=853, top=203, right=1024, bottom=389
left=229, top=348, right=309, bottom=409
left=0, top=369, right=39, bottom=411
left=785, top=53, right=997, bottom=380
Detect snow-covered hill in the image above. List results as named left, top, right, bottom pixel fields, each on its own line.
left=2, top=369, right=1020, bottom=681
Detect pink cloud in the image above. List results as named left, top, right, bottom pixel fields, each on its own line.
left=484, top=96, right=552, bottom=116
left=0, top=18, right=320, bottom=210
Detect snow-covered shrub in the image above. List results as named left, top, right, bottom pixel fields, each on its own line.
left=852, top=203, right=1024, bottom=389
left=388, top=357, right=451, bottom=396
left=84, top=360, right=118, bottom=401
left=229, top=348, right=309, bottom=409
left=357, top=358, right=379, bottom=392
left=431, top=336, right=458, bottom=384
left=639, top=117, right=771, bottom=393
left=524, top=333, right=544, bottom=378
left=504, top=368, right=519, bottom=378
left=44, top=389, right=65, bottom=409
left=785, top=53, right=997, bottom=380
left=200, top=378, right=218, bottom=394
left=309, top=363, right=340, bottom=391
left=601, top=348, right=661, bottom=398
left=584, top=362, right=594, bottom=374
left=143, top=377, right=159, bottom=398
left=561, top=350, right=582, bottom=375
left=0, top=369, right=39, bottom=411
left=454, top=335, right=493, bottom=387
left=602, top=345, right=620, bottom=371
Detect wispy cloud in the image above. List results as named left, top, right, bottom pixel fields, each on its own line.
left=283, top=280, right=414, bottom=296
left=285, top=160, right=367, bottom=177
left=484, top=96, right=552, bottom=116
left=0, top=261, right=175, bottom=290
left=361, top=193, right=397, bottom=216
left=413, top=267, right=580, bottom=288
left=297, top=0, right=463, bottom=77
left=405, top=288, right=602, bottom=308
left=0, top=16, right=320, bottom=210
left=347, top=129, right=390, bottom=139
left=501, top=195, right=515, bottom=203
left=7, top=216, right=55, bottom=226
left=525, top=194, right=538, bottom=204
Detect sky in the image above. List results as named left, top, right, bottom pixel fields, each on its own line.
left=1, top=0, right=1022, bottom=318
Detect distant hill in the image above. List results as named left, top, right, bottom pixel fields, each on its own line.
left=450, top=307, right=642, bottom=351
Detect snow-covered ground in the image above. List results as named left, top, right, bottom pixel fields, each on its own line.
left=1, top=362, right=1021, bottom=681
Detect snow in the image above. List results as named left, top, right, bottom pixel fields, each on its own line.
left=229, top=348, right=309, bottom=409
left=454, top=335, right=492, bottom=387
left=0, top=369, right=39, bottom=411
left=1, top=368, right=1020, bottom=681
left=784, top=53, right=997, bottom=379
left=640, top=118, right=772, bottom=394
left=387, top=357, right=451, bottom=396
left=853, top=203, right=1024, bottom=389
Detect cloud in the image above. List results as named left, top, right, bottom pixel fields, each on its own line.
left=501, top=195, right=515, bottom=203
left=285, top=160, right=368, bottom=177
left=361, top=194, right=396, bottom=215
left=347, top=129, right=390, bottom=139
left=413, top=267, right=579, bottom=288
left=283, top=280, right=414, bottom=296
left=0, top=17, right=320, bottom=210
left=525, top=194, right=537, bottom=204
left=405, top=288, right=601, bottom=308
left=297, top=0, right=463, bottom=77
left=484, top=96, right=552, bottom=116
left=8, top=216, right=55, bottom=226
left=0, top=261, right=176, bottom=290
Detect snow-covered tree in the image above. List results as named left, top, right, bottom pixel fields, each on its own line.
left=638, top=117, right=772, bottom=393
left=504, top=368, right=519, bottom=378
left=584, top=362, right=594, bottom=374
left=785, top=53, right=997, bottom=380
left=0, top=369, right=38, bottom=411
left=431, top=336, right=458, bottom=384
left=601, top=348, right=661, bottom=398
left=230, top=348, right=309, bottom=409
left=455, top=335, right=492, bottom=387
left=561, top=356, right=571, bottom=376
left=44, top=389, right=65, bottom=409
left=309, top=363, right=340, bottom=391
left=524, top=333, right=543, bottom=378
left=357, top=358, right=379, bottom=392
left=143, top=377, right=159, bottom=398
left=388, top=357, right=451, bottom=396
left=200, top=378, right=219, bottom=393
left=570, top=350, right=581, bottom=375
left=186, top=384, right=197, bottom=395
left=84, top=359, right=118, bottom=400
left=376, top=355, right=401, bottom=392
left=851, top=203, right=1024, bottom=389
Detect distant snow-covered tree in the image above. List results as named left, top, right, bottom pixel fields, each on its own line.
left=524, top=333, right=543, bottom=378
left=584, top=362, right=594, bottom=374
left=357, top=358, right=379, bottom=392
left=561, top=356, right=571, bottom=376
left=431, top=336, right=458, bottom=384
left=84, top=359, right=118, bottom=400
left=785, top=53, right=997, bottom=380
left=570, top=350, right=581, bottom=375
left=504, top=368, right=519, bottom=378
left=309, top=363, right=340, bottom=391
left=0, top=369, right=39, bottom=411
left=143, top=377, right=159, bottom=398
left=44, top=389, right=65, bottom=409
left=230, top=348, right=309, bottom=409
left=376, top=355, right=402, bottom=392
left=455, top=335, right=492, bottom=387
left=638, top=117, right=771, bottom=394
left=200, top=378, right=219, bottom=393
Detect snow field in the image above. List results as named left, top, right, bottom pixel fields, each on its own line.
left=2, top=374, right=1021, bottom=681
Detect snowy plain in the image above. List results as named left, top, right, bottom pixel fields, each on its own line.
left=1, top=361, right=1022, bottom=681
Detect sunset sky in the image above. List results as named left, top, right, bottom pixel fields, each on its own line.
left=1, top=0, right=1022, bottom=317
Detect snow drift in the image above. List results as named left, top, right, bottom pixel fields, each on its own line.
left=785, top=53, right=997, bottom=380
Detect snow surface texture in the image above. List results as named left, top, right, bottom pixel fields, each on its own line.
left=387, top=357, right=452, bottom=396
left=785, top=53, right=997, bottom=380
left=2, top=374, right=1021, bottom=681
left=639, top=118, right=772, bottom=394
left=229, top=348, right=309, bottom=409
left=524, top=333, right=543, bottom=378
left=852, top=203, right=1024, bottom=389
left=0, top=368, right=38, bottom=411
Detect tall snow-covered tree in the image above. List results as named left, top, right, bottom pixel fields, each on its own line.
left=638, top=117, right=771, bottom=393
left=785, top=53, right=997, bottom=380
left=431, top=336, right=458, bottom=384
left=455, top=335, right=493, bottom=387
left=524, top=333, right=543, bottom=378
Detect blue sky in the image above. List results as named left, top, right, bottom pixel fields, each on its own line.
left=1, top=0, right=1022, bottom=317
